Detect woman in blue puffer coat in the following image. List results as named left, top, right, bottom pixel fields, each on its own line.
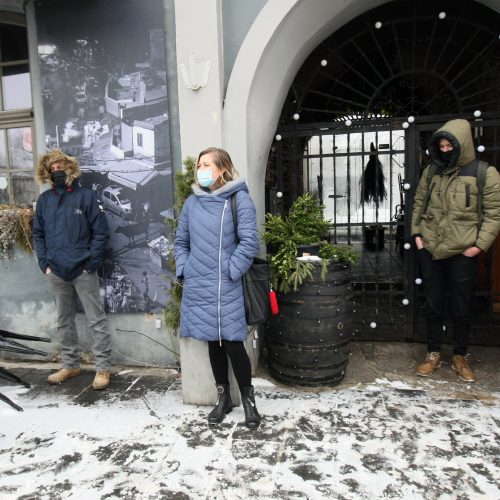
left=174, top=147, right=261, bottom=428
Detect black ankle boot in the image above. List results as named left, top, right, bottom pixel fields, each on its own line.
left=207, top=384, right=232, bottom=424
left=241, top=385, right=261, bottom=429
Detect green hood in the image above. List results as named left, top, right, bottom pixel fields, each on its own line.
left=428, top=119, right=476, bottom=171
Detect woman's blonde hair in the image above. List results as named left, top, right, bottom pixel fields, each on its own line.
left=36, top=149, right=81, bottom=186
left=197, top=147, right=238, bottom=186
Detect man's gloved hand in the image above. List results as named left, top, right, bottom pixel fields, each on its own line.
left=84, top=262, right=97, bottom=274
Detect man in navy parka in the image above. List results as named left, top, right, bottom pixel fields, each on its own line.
left=174, top=147, right=262, bottom=429
left=33, top=149, right=112, bottom=390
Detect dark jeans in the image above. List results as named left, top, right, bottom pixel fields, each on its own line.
left=208, top=340, right=252, bottom=390
left=418, top=249, right=477, bottom=356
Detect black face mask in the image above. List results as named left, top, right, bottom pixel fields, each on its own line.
left=437, top=150, right=454, bottom=165
left=50, top=170, right=67, bottom=187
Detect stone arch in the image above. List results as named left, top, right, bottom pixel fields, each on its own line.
left=223, top=0, right=500, bottom=225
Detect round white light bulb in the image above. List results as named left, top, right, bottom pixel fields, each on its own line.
left=276, top=191, right=283, bottom=199
left=402, top=299, right=409, bottom=306
left=426, top=149, right=429, bottom=155
left=408, top=116, right=415, bottom=123
left=402, top=122, right=409, bottom=129
left=438, top=12, right=446, bottom=19
left=275, top=134, right=282, bottom=141
left=293, top=113, right=300, bottom=121
left=375, top=21, right=382, bottom=29
left=403, top=183, right=411, bottom=190
left=320, top=59, right=328, bottom=67
left=477, top=145, right=485, bottom=153
left=473, top=110, right=482, bottom=118
left=415, top=278, right=423, bottom=285
left=370, top=322, right=377, bottom=328
left=0, top=177, right=7, bottom=190
left=404, top=243, right=411, bottom=250
left=345, top=119, right=352, bottom=127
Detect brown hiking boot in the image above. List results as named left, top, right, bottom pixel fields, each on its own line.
left=416, top=352, right=441, bottom=377
left=92, top=371, right=111, bottom=390
left=452, top=355, right=475, bottom=382
left=47, top=368, right=81, bottom=385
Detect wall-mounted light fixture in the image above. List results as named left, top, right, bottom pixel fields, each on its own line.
left=179, top=52, right=211, bottom=90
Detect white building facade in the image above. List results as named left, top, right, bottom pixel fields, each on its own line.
left=1, top=1, right=499, bottom=393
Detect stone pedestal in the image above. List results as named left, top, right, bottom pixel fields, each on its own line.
left=180, top=326, right=262, bottom=406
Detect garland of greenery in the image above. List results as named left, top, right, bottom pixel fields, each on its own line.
left=163, top=157, right=196, bottom=334
left=0, top=206, right=34, bottom=259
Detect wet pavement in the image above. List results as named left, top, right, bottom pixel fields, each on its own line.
left=0, top=342, right=499, bottom=499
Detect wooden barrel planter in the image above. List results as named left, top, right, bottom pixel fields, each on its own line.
left=265, top=262, right=354, bottom=386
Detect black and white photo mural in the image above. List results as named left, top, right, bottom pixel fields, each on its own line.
left=35, top=0, right=174, bottom=313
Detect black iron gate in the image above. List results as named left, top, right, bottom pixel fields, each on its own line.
left=268, top=114, right=500, bottom=345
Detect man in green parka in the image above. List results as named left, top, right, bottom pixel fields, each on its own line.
left=411, top=119, right=500, bottom=382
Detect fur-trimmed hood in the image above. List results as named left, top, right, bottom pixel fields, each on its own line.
left=36, top=150, right=81, bottom=186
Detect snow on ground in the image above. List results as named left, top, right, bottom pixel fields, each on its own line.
left=0, top=373, right=499, bottom=499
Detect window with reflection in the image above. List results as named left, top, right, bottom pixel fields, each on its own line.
left=0, top=15, right=36, bottom=207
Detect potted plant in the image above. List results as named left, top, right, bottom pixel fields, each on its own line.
left=263, top=193, right=357, bottom=387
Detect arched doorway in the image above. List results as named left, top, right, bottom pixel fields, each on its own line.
left=278, top=0, right=500, bottom=124
left=266, top=0, right=500, bottom=343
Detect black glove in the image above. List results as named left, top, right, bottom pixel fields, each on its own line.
left=84, top=262, right=97, bottom=273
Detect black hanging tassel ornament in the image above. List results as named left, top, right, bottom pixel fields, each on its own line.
left=360, top=143, right=387, bottom=207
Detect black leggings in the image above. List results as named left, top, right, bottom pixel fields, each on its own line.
left=208, top=340, right=251, bottom=390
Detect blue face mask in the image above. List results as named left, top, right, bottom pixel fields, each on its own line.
left=197, top=169, right=216, bottom=188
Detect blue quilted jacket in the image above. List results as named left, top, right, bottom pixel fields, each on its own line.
left=174, top=179, right=260, bottom=342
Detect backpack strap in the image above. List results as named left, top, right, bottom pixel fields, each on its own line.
left=415, top=162, right=438, bottom=225
left=231, top=193, right=239, bottom=244
left=476, top=160, right=488, bottom=228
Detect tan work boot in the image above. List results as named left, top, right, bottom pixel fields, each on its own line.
left=416, top=352, right=441, bottom=377
left=47, top=368, right=81, bottom=385
left=92, top=371, right=111, bottom=390
left=452, top=355, right=475, bottom=382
